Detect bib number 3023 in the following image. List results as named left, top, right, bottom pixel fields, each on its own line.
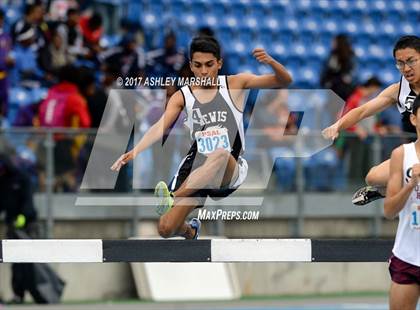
left=410, top=203, right=420, bottom=230
left=195, top=127, right=231, bottom=155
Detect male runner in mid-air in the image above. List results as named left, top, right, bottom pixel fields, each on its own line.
left=111, top=36, right=292, bottom=239
left=383, top=94, right=420, bottom=310
left=322, top=35, right=420, bottom=206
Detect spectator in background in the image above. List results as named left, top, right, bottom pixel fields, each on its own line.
left=79, top=67, right=107, bottom=129
left=38, top=65, right=91, bottom=192
left=76, top=66, right=107, bottom=186
left=321, top=34, right=355, bottom=101
left=56, top=8, right=87, bottom=61
left=79, top=11, right=103, bottom=59
left=48, top=0, right=78, bottom=22
left=102, top=33, right=145, bottom=79
left=147, top=31, right=185, bottom=77
left=11, top=2, right=48, bottom=51
left=0, top=153, right=38, bottom=304
left=335, top=77, right=383, bottom=184
left=94, top=62, right=130, bottom=191
left=38, top=29, right=72, bottom=80
left=10, top=25, right=44, bottom=88
left=120, top=19, right=144, bottom=49
left=0, top=9, right=13, bottom=117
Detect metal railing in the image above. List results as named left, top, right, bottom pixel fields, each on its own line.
left=0, top=127, right=415, bottom=238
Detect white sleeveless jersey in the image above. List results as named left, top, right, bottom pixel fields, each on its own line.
left=177, top=75, right=248, bottom=189
left=180, top=75, right=245, bottom=158
left=392, top=142, right=420, bottom=266
left=397, top=75, right=417, bottom=114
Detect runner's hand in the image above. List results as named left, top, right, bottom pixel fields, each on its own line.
left=409, top=163, right=420, bottom=187
left=253, top=48, right=274, bottom=64
left=110, top=150, right=135, bottom=171
left=322, top=123, right=340, bottom=141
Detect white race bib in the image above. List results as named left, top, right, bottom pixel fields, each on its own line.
left=195, top=127, right=231, bottom=155
left=410, top=203, right=420, bottom=230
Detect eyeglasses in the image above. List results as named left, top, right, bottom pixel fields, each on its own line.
left=395, top=58, right=418, bottom=70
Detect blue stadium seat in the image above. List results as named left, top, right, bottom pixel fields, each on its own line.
left=342, top=21, right=360, bottom=36
left=299, top=30, right=319, bottom=47
left=227, top=54, right=242, bottom=71
left=379, top=68, right=400, bottom=85
left=191, top=1, right=207, bottom=16
left=388, top=0, right=405, bottom=13
left=398, top=22, right=416, bottom=36
left=248, top=2, right=266, bottom=20
left=305, top=148, right=339, bottom=191
left=167, top=0, right=190, bottom=17
left=352, top=32, right=374, bottom=48
left=30, top=88, right=48, bottom=103
left=384, top=9, right=405, bottom=24
left=100, top=34, right=122, bottom=48
left=147, top=0, right=165, bottom=15
left=229, top=2, right=248, bottom=18
left=255, top=31, right=276, bottom=48
left=179, top=12, right=201, bottom=28
left=2, top=0, right=25, bottom=10
left=300, top=66, right=319, bottom=87
left=276, top=30, right=295, bottom=46
left=211, top=2, right=227, bottom=17
left=217, top=27, right=236, bottom=47
left=318, top=32, right=334, bottom=48
left=405, top=12, right=418, bottom=25
left=142, top=12, right=160, bottom=29
left=270, top=2, right=287, bottom=20
left=270, top=147, right=296, bottom=192
left=5, top=8, right=21, bottom=27
left=280, top=16, right=300, bottom=33
left=8, top=87, right=32, bottom=125
left=266, top=42, right=288, bottom=60
left=231, top=40, right=248, bottom=57
left=126, top=1, right=143, bottom=22
left=202, top=14, right=218, bottom=28
left=262, top=17, right=280, bottom=34
left=408, top=0, right=420, bottom=12
left=236, top=65, right=255, bottom=74
left=357, top=68, right=376, bottom=83
left=320, top=19, right=339, bottom=36
left=221, top=14, right=239, bottom=30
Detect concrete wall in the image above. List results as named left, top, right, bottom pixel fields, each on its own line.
left=0, top=263, right=135, bottom=302
left=0, top=261, right=390, bottom=302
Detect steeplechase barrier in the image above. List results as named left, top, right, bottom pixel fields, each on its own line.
left=0, top=239, right=394, bottom=263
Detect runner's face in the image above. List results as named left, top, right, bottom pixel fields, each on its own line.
left=190, top=52, right=222, bottom=82
left=395, top=48, right=420, bottom=84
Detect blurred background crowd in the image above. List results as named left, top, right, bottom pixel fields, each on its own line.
left=0, top=0, right=418, bottom=304
left=0, top=0, right=417, bottom=194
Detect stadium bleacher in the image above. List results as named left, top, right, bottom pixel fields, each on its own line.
left=120, top=0, right=418, bottom=88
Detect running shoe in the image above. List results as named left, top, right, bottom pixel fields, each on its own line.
left=352, top=185, right=386, bottom=206
left=155, top=181, right=174, bottom=215
left=189, top=218, right=201, bottom=239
